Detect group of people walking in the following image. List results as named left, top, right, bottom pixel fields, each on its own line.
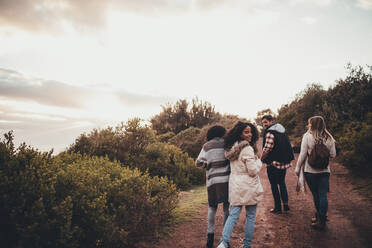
left=196, top=115, right=336, bottom=248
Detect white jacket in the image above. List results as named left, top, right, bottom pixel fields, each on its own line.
left=225, top=141, right=263, bottom=206
left=295, top=132, right=336, bottom=174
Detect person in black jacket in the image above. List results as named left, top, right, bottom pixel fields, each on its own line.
left=260, top=115, right=294, bottom=213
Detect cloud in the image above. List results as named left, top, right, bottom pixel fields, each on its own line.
left=301, top=16, right=318, bottom=25
left=289, top=0, right=334, bottom=7
left=0, top=0, right=187, bottom=32
left=0, top=102, right=103, bottom=152
left=116, top=91, right=172, bottom=108
left=0, top=68, right=94, bottom=108
left=0, top=66, right=179, bottom=151
left=0, top=0, right=277, bottom=32
left=0, top=67, right=172, bottom=109
left=357, top=0, right=372, bottom=10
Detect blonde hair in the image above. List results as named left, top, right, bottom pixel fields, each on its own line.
left=307, top=116, right=335, bottom=142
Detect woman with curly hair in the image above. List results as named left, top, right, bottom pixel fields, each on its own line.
left=217, top=121, right=263, bottom=248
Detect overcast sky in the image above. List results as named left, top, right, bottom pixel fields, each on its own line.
left=1, top=0, right=372, bottom=152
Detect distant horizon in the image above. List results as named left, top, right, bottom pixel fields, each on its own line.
left=0, top=64, right=361, bottom=154
left=1, top=0, right=372, bottom=152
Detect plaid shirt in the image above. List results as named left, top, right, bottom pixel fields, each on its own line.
left=263, top=132, right=291, bottom=170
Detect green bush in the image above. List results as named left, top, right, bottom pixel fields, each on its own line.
left=0, top=132, right=179, bottom=247
left=68, top=118, right=156, bottom=165
left=336, top=114, right=372, bottom=168
left=157, top=131, right=176, bottom=143
left=134, top=142, right=205, bottom=190
left=168, top=127, right=204, bottom=159
left=150, top=98, right=220, bottom=135
left=274, top=64, right=372, bottom=168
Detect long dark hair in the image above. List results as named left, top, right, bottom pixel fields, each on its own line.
left=224, top=121, right=259, bottom=153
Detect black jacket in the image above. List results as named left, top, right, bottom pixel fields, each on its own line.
left=262, top=124, right=294, bottom=164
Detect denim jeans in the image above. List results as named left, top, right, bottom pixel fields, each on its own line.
left=220, top=205, right=257, bottom=248
left=304, top=172, right=330, bottom=218
left=267, top=166, right=288, bottom=210
left=208, top=202, right=230, bottom=234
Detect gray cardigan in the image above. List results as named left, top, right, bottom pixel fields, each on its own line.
left=196, top=137, right=230, bottom=206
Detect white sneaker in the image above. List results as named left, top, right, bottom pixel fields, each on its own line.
left=217, top=242, right=228, bottom=248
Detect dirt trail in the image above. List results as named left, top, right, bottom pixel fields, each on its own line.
left=142, top=157, right=372, bottom=248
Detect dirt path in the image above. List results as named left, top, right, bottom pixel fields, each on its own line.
left=141, top=155, right=372, bottom=248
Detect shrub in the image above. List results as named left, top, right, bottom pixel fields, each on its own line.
left=0, top=132, right=179, bottom=247
left=157, top=131, right=176, bottom=143
left=133, top=142, right=205, bottom=190
left=336, top=114, right=372, bottom=169
left=168, top=127, right=204, bottom=159
left=68, top=118, right=156, bottom=165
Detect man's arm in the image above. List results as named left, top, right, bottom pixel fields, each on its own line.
left=261, top=132, right=274, bottom=162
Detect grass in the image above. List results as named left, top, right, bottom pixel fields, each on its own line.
left=171, top=185, right=208, bottom=224
left=134, top=185, right=208, bottom=246
left=349, top=167, right=372, bottom=203
left=148, top=185, right=207, bottom=241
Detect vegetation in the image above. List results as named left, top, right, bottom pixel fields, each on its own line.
left=274, top=64, right=372, bottom=169
left=1, top=63, right=371, bottom=247
left=171, top=185, right=208, bottom=224
left=134, top=142, right=204, bottom=189
left=150, top=97, right=221, bottom=135
left=68, top=118, right=204, bottom=189
left=0, top=132, right=178, bottom=247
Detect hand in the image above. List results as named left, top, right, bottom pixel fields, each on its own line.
left=261, top=151, right=268, bottom=161
left=295, top=168, right=300, bottom=176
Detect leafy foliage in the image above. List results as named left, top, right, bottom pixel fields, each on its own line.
left=150, top=98, right=220, bottom=135
left=0, top=132, right=179, bottom=247
left=336, top=114, right=372, bottom=169
left=274, top=64, right=372, bottom=168
left=68, top=118, right=204, bottom=189
left=68, top=118, right=156, bottom=165
left=168, top=127, right=203, bottom=159
left=134, top=142, right=205, bottom=189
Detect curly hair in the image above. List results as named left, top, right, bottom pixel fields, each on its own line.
left=206, top=125, right=226, bottom=141
left=224, top=121, right=259, bottom=153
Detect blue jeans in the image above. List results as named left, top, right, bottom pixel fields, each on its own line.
left=304, top=172, right=330, bottom=218
left=220, top=205, right=257, bottom=248
left=267, top=166, right=288, bottom=210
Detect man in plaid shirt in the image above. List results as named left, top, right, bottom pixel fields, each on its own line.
left=261, top=115, right=294, bottom=214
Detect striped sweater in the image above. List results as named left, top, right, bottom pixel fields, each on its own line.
left=196, top=137, right=230, bottom=207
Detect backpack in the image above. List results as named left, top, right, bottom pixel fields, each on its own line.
left=308, top=138, right=330, bottom=169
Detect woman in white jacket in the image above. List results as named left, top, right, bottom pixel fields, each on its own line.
left=217, top=121, right=263, bottom=248
left=295, top=116, right=336, bottom=230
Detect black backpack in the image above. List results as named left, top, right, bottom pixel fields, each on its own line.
left=308, top=138, right=330, bottom=169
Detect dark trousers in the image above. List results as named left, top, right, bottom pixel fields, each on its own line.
left=304, top=172, right=330, bottom=218
left=267, top=166, right=288, bottom=210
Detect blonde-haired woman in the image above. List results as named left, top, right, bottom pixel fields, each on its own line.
left=295, top=116, right=336, bottom=230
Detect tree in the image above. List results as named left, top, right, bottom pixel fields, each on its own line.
left=68, top=118, right=156, bottom=165
left=150, top=98, right=220, bottom=135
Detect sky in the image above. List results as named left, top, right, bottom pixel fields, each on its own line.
left=1, top=0, right=372, bottom=153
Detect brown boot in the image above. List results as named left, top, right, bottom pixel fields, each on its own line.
left=312, top=215, right=326, bottom=230
left=312, top=212, right=329, bottom=223
left=311, top=212, right=318, bottom=223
